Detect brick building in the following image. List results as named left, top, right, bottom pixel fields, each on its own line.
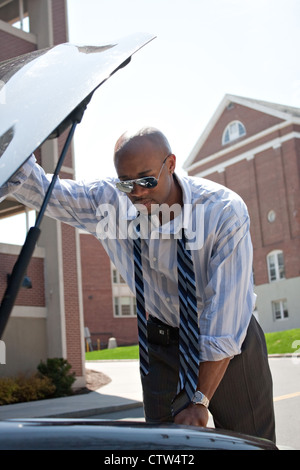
left=183, top=94, right=300, bottom=333
left=0, top=0, right=86, bottom=385
left=80, top=233, right=138, bottom=349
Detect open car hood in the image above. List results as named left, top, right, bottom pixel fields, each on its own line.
left=0, top=33, right=155, bottom=187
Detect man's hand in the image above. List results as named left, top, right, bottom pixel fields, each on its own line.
left=174, top=403, right=209, bottom=427
left=174, top=358, right=231, bottom=427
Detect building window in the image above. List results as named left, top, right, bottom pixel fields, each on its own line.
left=222, top=120, right=246, bottom=145
left=114, top=297, right=137, bottom=317
left=112, top=268, right=126, bottom=284
left=111, top=264, right=136, bottom=317
left=272, top=300, right=289, bottom=321
left=267, top=210, right=276, bottom=223
left=267, top=250, right=285, bottom=282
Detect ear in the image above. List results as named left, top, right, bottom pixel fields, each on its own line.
left=168, top=154, right=176, bottom=174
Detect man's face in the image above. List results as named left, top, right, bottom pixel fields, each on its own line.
left=115, top=139, right=178, bottom=214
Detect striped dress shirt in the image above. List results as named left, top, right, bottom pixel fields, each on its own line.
left=0, top=155, right=256, bottom=362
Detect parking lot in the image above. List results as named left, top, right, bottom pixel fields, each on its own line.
left=268, top=357, right=300, bottom=450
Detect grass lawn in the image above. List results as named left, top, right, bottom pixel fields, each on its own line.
left=265, top=328, right=300, bottom=355
left=85, top=329, right=300, bottom=360
left=86, top=345, right=139, bottom=361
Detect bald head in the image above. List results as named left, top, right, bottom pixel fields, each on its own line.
left=113, top=126, right=181, bottom=210
left=113, top=127, right=172, bottom=167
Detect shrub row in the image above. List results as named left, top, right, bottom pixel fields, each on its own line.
left=0, top=358, right=76, bottom=405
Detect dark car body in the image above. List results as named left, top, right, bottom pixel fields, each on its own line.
left=0, top=418, right=278, bottom=450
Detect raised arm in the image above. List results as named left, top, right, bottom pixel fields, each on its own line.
left=0, top=154, right=117, bottom=237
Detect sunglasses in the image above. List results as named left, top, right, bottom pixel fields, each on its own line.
left=115, top=155, right=171, bottom=193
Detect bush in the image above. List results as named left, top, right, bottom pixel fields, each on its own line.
left=14, top=374, right=56, bottom=402
left=0, top=374, right=55, bottom=405
left=0, top=358, right=76, bottom=405
left=0, top=377, right=20, bottom=405
left=37, top=358, right=76, bottom=397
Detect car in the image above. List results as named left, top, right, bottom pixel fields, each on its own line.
left=0, top=418, right=278, bottom=450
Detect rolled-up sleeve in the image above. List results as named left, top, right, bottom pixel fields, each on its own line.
left=0, top=154, right=36, bottom=202
left=198, top=207, right=256, bottom=362
left=0, top=154, right=120, bottom=237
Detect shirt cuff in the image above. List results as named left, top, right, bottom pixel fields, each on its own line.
left=199, top=334, right=244, bottom=362
left=0, top=154, right=36, bottom=201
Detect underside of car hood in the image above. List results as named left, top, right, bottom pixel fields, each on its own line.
left=0, top=33, right=155, bottom=187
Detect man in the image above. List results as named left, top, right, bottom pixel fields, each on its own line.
left=0, top=127, right=276, bottom=442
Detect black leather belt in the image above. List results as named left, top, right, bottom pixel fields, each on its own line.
left=147, top=315, right=179, bottom=345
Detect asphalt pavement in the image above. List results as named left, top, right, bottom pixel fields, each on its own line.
left=0, top=357, right=299, bottom=449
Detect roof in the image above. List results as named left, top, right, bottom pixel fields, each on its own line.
left=183, top=94, right=300, bottom=170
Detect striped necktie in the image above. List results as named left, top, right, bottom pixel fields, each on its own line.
left=133, top=224, right=149, bottom=377
left=177, top=231, right=200, bottom=400
left=133, top=228, right=199, bottom=400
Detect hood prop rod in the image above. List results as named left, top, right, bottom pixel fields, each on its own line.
left=0, top=97, right=90, bottom=339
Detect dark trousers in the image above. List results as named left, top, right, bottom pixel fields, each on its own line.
left=141, top=315, right=276, bottom=443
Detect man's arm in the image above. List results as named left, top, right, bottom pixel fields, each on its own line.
left=174, top=358, right=230, bottom=426
left=0, top=154, right=115, bottom=237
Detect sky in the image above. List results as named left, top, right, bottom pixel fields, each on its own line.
left=1, top=0, right=300, bottom=244
left=66, top=0, right=300, bottom=180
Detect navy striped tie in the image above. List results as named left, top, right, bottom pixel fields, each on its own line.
left=177, top=231, right=200, bottom=400
left=133, top=225, right=149, bottom=377
left=133, top=228, right=199, bottom=399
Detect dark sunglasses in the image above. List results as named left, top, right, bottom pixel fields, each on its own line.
left=115, top=154, right=171, bottom=193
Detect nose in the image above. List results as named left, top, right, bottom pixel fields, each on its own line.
left=130, top=182, right=149, bottom=197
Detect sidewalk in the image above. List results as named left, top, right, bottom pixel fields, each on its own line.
left=0, top=360, right=143, bottom=420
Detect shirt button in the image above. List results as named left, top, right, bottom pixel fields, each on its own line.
left=166, top=297, right=170, bottom=302
left=153, top=257, right=157, bottom=261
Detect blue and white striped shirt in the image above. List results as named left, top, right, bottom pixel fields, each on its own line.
left=0, top=155, right=256, bottom=362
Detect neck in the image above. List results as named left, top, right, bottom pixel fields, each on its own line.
left=158, top=174, right=183, bottom=224
left=170, top=173, right=184, bottom=207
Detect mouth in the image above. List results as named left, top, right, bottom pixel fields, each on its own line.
left=132, top=198, right=156, bottom=212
